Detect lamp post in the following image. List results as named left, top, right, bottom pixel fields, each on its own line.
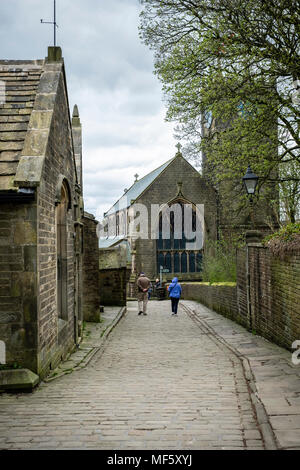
left=242, top=166, right=259, bottom=333
left=243, top=166, right=259, bottom=228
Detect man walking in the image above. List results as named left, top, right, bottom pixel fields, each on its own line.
left=137, top=272, right=151, bottom=316
left=168, top=277, right=182, bottom=315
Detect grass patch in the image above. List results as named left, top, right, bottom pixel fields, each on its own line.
left=0, top=363, right=22, bottom=371
left=181, top=281, right=236, bottom=287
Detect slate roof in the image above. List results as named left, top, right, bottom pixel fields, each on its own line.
left=105, top=157, right=175, bottom=216
left=0, top=60, right=44, bottom=191
left=99, top=235, right=126, bottom=249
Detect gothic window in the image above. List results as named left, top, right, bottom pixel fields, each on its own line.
left=156, top=201, right=203, bottom=275
left=196, top=252, right=203, bottom=272
left=57, top=181, right=69, bottom=320
left=174, top=252, right=180, bottom=273
left=189, top=252, right=196, bottom=272
left=181, top=252, right=187, bottom=273
left=165, top=252, right=172, bottom=272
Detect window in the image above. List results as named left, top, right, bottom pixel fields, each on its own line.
left=156, top=202, right=203, bottom=274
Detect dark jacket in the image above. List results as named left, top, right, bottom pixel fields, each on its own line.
left=168, top=277, right=182, bottom=299
left=137, top=274, right=151, bottom=292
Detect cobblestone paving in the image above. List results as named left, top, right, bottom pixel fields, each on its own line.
left=0, top=301, right=264, bottom=450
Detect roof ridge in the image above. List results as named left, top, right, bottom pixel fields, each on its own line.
left=0, top=60, right=44, bottom=66
left=105, top=156, right=176, bottom=216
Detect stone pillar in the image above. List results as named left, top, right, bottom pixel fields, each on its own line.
left=82, top=213, right=101, bottom=322
left=72, top=105, right=83, bottom=188
left=245, top=230, right=263, bottom=331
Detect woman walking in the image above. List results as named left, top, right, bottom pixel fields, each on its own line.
left=168, top=277, right=182, bottom=315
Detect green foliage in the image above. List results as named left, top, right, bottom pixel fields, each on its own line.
left=263, top=222, right=300, bottom=244
left=201, top=236, right=242, bottom=284
left=139, top=0, right=300, bottom=222
left=263, top=222, right=300, bottom=258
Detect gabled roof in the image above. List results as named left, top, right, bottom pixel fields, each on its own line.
left=105, top=156, right=175, bottom=216
left=0, top=49, right=76, bottom=194
left=99, top=235, right=126, bottom=249
left=0, top=60, right=44, bottom=190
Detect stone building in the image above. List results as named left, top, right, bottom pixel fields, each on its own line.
left=82, top=212, right=101, bottom=321
left=99, top=241, right=132, bottom=307
left=100, top=150, right=218, bottom=290
left=0, top=47, right=99, bottom=379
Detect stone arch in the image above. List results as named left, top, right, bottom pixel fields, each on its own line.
left=56, top=179, right=70, bottom=320
left=55, top=175, right=72, bottom=210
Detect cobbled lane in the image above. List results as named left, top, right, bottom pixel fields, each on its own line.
left=0, top=301, right=264, bottom=450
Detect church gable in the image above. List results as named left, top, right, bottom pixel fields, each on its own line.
left=135, top=153, right=213, bottom=208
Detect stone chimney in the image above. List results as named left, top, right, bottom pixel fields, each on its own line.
left=72, top=104, right=83, bottom=188
left=47, top=46, right=63, bottom=62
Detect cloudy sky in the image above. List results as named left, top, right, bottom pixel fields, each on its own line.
left=0, top=0, right=177, bottom=219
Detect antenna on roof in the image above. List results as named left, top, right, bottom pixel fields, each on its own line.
left=41, top=0, right=59, bottom=47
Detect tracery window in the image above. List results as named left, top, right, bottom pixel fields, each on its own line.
left=156, top=202, right=203, bottom=274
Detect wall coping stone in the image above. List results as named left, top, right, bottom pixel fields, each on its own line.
left=0, top=369, right=39, bottom=391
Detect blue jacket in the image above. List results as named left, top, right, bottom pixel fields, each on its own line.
left=168, top=277, right=182, bottom=299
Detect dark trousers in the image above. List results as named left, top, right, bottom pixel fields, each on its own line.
left=171, top=297, right=179, bottom=314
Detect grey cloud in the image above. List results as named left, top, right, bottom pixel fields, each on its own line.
left=0, top=0, right=176, bottom=215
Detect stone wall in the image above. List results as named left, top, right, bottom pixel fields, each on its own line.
left=0, top=201, right=38, bottom=371
left=99, top=243, right=131, bottom=307
left=183, top=245, right=300, bottom=351
left=246, top=245, right=300, bottom=350
left=181, top=282, right=238, bottom=319
left=36, top=63, right=79, bottom=377
left=99, top=268, right=128, bottom=307
left=82, top=213, right=100, bottom=322
left=236, top=248, right=250, bottom=329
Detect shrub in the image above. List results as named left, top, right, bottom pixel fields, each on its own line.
left=201, top=236, right=240, bottom=284
left=262, top=222, right=300, bottom=259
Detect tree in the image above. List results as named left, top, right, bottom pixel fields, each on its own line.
left=139, top=0, right=300, bottom=222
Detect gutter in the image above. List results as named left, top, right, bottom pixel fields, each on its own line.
left=0, top=188, right=35, bottom=203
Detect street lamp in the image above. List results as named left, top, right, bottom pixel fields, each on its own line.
left=243, top=165, right=259, bottom=229
left=242, top=166, right=259, bottom=202
left=242, top=166, right=259, bottom=332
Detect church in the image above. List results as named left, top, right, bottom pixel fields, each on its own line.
left=100, top=148, right=219, bottom=289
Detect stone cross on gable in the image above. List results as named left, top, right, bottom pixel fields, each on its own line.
left=176, top=142, right=182, bottom=153
left=134, top=174, right=139, bottom=182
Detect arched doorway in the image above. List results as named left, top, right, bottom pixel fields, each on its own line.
left=57, top=181, right=70, bottom=320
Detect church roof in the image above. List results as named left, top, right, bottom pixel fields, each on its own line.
left=105, top=156, right=175, bottom=216
left=0, top=60, right=45, bottom=191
